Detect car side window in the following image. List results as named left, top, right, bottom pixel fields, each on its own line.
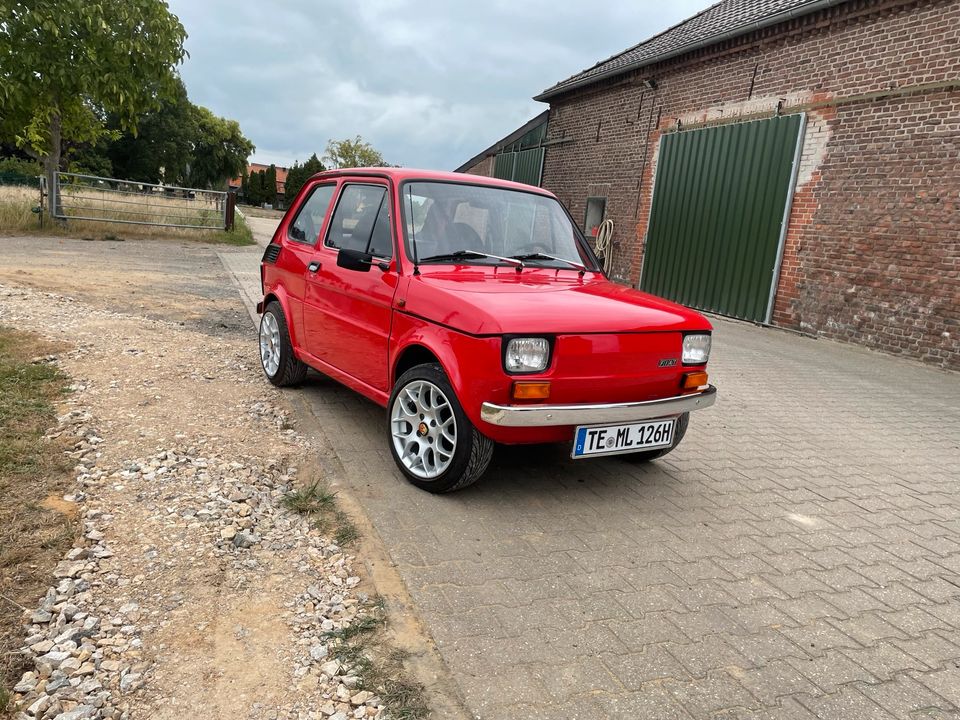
left=325, top=185, right=390, bottom=256
left=288, top=184, right=335, bottom=245
left=367, top=199, right=393, bottom=258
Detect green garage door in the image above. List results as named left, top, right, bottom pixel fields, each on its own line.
left=640, top=114, right=804, bottom=323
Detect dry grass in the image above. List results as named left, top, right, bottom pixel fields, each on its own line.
left=0, top=185, right=254, bottom=245
left=0, top=329, right=75, bottom=712
left=239, top=205, right=286, bottom=219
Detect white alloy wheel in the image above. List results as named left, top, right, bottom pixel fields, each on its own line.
left=259, top=311, right=281, bottom=377
left=390, top=379, right=457, bottom=479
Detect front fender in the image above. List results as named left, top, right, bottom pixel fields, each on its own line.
left=390, top=313, right=501, bottom=420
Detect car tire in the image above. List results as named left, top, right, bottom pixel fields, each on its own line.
left=259, top=300, right=308, bottom=387
left=387, top=363, right=494, bottom=493
left=620, top=412, right=689, bottom=463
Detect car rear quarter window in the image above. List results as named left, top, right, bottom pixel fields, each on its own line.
left=325, top=184, right=392, bottom=259
left=288, top=184, right=336, bottom=245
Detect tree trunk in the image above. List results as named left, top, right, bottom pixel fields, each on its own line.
left=44, top=111, right=62, bottom=220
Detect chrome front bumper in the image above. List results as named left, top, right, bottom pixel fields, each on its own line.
left=480, top=385, right=717, bottom=428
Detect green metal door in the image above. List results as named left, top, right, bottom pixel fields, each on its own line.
left=640, top=114, right=804, bottom=323
left=492, top=117, right=547, bottom=186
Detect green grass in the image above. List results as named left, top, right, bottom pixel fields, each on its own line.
left=0, top=328, right=74, bottom=712
left=281, top=479, right=360, bottom=547
left=282, top=480, right=337, bottom=514
left=0, top=331, right=67, bottom=477
left=329, top=600, right=429, bottom=720
left=206, top=216, right=256, bottom=246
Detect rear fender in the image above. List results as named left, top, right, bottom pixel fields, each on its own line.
left=260, top=287, right=302, bottom=351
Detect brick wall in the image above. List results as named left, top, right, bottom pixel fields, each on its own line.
left=541, top=0, right=960, bottom=368
left=462, top=155, right=495, bottom=177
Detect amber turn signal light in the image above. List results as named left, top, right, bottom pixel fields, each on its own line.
left=681, top=371, right=708, bottom=390
left=512, top=381, right=551, bottom=400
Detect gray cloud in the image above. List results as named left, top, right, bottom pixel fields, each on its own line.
left=168, top=0, right=709, bottom=170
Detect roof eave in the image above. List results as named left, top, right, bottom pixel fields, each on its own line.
left=534, top=0, right=850, bottom=103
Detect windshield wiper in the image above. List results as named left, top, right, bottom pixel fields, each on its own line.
left=510, top=252, right=587, bottom=273
left=419, top=250, right=524, bottom=268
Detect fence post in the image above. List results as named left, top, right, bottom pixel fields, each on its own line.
left=225, top=190, right=236, bottom=231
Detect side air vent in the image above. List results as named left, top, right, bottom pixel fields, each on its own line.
left=262, top=244, right=281, bottom=264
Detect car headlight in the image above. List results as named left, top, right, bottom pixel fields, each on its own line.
left=682, top=334, right=712, bottom=365
left=504, top=337, right=550, bottom=373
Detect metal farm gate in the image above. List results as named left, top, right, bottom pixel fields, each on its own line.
left=52, top=172, right=231, bottom=230
left=639, top=114, right=805, bottom=323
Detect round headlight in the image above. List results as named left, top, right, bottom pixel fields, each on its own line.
left=504, top=338, right=550, bottom=373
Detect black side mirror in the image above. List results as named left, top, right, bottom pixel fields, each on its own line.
left=337, top=248, right=373, bottom=272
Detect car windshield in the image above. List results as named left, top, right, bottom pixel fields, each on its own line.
left=402, top=181, right=596, bottom=270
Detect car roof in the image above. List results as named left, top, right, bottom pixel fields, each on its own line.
left=306, top=167, right=556, bottom=197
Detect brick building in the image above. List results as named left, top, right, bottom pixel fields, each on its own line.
left=459, top=0, right=959, bottom=369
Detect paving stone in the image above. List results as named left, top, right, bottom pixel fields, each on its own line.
left=602, top=646, right=690, bottom=689
left=857, top=674, right=957, bottom=720
left=786, top=650, right=878, bottom=693
left=799, top=685, right=903, bottom=720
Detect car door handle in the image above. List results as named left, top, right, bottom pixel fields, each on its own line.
left=307, top=261, right=321, bottom=273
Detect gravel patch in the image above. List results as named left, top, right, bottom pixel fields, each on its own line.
left=1, top=284, right=392, bottom=720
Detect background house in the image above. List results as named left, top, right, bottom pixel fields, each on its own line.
left=459, top=0, right=959, bottom=369
left=230, top=162, right=289, bottom=207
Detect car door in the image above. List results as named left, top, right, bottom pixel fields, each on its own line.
left=302, top=181, right=399, bottom=393
left=271, top=181, right=337, bottom=341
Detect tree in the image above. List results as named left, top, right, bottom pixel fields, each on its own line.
left=323, top=136, right=387, bottom=169
left=264, top=164, right=277, bottom=207
left=186, top=106, right=254, bottom=189
left=0, top=0, right=188, bottom=217
left=240, top=167, right=250, bottom=204
left=106, top=77, right=197, bottom=185
left=284, top=153, right=326, bottom=201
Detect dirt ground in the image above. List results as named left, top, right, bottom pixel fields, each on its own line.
left=0, top=235, right=434, bottom=719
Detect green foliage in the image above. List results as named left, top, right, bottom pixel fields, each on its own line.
left=245, top=170, right=263, bottom=206
left=106, top=77, right=195, bottom=184
left=285, top=153, right=325, bottom=201
left=264, top=164, right=278, bottom=206
left=0, top=157, right=41, bottom=177
left=186, top=106, right=254, bottom=189
left=324, top=136, right=388, bottom=169
left=0, top=0, right=188, bottom=170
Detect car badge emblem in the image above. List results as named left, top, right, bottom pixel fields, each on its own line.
left=658, top=358, right=678, bottom=367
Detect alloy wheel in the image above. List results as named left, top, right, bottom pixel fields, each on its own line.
left=390, top=380, right=457, bottom=479
left=259, top=311, right=281, bottom=377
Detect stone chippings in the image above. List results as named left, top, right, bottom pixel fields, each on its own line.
left=3, top=285, right=388, bottom=720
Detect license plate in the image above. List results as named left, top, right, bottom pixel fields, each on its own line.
left=572, top=418, right=675, bottom=459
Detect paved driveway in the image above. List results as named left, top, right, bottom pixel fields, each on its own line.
left=287, top=313, right=960, bottom=719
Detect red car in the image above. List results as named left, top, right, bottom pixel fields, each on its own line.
left=258, top=168, right=716, bottom=492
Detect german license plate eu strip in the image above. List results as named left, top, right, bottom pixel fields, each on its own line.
left=572, top=418, right=675, bottom=459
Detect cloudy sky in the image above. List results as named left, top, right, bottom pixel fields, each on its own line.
left=167, top=1, right=710, bottom=171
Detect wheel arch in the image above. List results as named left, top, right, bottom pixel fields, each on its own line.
left=261, top=288, right=301, bottom=350
left=392, top=343, right=445, bottom=386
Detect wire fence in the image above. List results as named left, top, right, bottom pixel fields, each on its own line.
left=53, top=172, right=229, bottom=230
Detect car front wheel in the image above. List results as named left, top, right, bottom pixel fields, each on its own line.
left=387, top=363, right=494, bottom=493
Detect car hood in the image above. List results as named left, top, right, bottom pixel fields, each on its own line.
left=402, top=267, right=712, bottom=335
